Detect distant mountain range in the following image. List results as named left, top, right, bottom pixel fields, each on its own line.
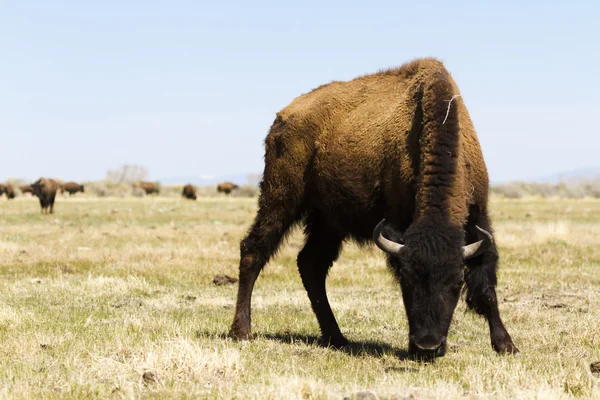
left=534, top=167, right=600, bottom=183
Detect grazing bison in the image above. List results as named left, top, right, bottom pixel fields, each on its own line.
left=20, top=185, right=33, bottom=195
left=230, top=58, right=518, bottom=357
left=136, top=181, right=160, bottom=195
left=31, top=178, right=59, bottom=214
left=0, top=184, right=16, bottom=199
left=61, top=181, right=85, bottom=195
left=217, top=182, right=239, bottom=195
left=182, top=184, right=197, bottom=200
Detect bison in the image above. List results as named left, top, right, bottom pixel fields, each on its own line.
left=0, top=184, right=16, bottom=199
left=20, top=185, right=33, bottom=195
left=182, top=184, right=197, bottom=200
left=136, top=181, right=160, bottom=195
left=230, top=58, right=518, bottom=358
left=61, top=181, right=85, bottom=195
left=31, top=178, right=59, bottom=214
left=217, top=182, right=239, bottom=195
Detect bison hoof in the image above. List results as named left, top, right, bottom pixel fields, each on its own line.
left=229, top=325, right=254, bottom=341
left=321, top=335, right=349, bottom=349
left=492, top=340, right=519, bottom=355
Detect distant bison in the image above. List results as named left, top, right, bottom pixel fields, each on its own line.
left=31, top=178, right=59, bottom=214
left=217, top=182, right=239, bottom=195
left=61, top=181, right=85, bottom=195
left=0, top=184, right=16, bottom=199
left=20, top=185, right=33, bottom=195
left=136, top=181, right=160, bottom=195
left=182, top=184, right=197, bottom=200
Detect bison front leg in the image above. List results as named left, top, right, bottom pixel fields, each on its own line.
left=464, top=225, right=519, bottom=355
left=230, top=241, right=266, bottom=341
left=297, top=216, right=347, bottom=348
left=38, top=198, right=45, bottom=214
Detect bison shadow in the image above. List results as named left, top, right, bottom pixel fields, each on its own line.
left=196, top=330, right=429, bottom=361
left=259, top=332, right=416, bottom=360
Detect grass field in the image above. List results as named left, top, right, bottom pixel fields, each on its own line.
left=0, top=195, right=599, bottom=399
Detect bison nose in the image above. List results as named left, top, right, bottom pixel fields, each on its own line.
left=413, top=333, right=446, bottom=351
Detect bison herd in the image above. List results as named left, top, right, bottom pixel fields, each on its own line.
left=0, top=179, right=240, bottom=214
left=2, top=58, right=518, bottom=359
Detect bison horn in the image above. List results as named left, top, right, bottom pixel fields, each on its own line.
left=462, top=225, right=493, bottom=260
left=373, top=219, right=405, bottom=255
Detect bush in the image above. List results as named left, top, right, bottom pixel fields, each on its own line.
left=159, top=185, right=183, bottom=198
left=558, top=183, right=587, bottom=199
left=132, top=188, right=146, bottom=197
left=106, top=164, right=148, bottom=183
left=491, top=180, right=600, bottom=199
left=491, top=182, right=525, bottom=199
left=86, top=180, right=132, bottom=197
left=230, top=185, right=259, bottom=198
left=526, top=183, right=559, bottom=198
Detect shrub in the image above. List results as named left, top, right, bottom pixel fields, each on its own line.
left=159, top=185, right=183, bottom=198
left=558, top=183, right=587, bottom=199
left=86, top=180, right=133, bottom=197
left=590, top=187, right=600, bottom=199
left=132, top=188, right=146, bottom=197
left=527, top=183, right=559, bottom=198
left=491, top=182, right=525, bottom=199
left=230, top=185, right=259, bottom=198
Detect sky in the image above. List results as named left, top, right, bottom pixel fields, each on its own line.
left=1, top=1, right=598, bottom=183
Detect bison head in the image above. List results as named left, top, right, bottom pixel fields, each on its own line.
left=30, top=180, right=44, bottom=197
left=373, top=218, right=491, bottom=358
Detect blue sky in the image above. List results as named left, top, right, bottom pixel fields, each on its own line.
left=1, top=1, right=598, bottom=183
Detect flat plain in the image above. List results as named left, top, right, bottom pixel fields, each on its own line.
left=0, top=195, right=599, bottom=399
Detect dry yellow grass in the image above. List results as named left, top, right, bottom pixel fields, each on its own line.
left=0, top=196, right=599, bottom=399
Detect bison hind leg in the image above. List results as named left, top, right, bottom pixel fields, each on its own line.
left=230, top=197, right=302, bottom=341
left=231, top=125, right=312, bottom=341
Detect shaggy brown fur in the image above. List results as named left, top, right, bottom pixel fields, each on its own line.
left=230, top=58, right=517, bottom=357
left=182, top=184, right=197, bottom=200
left=20, top=185, right=33, bottom=195
left=136, top=181, right=160, bottom=195
left=0, top=184, right=16, bottom=199
left=217, top=182, right=239, bottom=195
left=31, top=178, right=59, bottom=214
left=61, top=181, right=84, bottom=195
